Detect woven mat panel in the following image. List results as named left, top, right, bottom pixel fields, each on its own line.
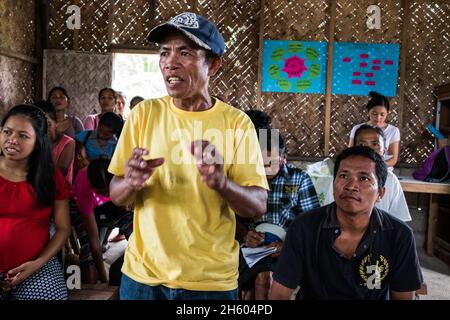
left=263, top=0, right=329, bottom=41
left=0, top=56, right=35, bottom=118
left=335, top=0, right=402, bottom=43
left=76, top=0, right=110, bottom=52
left=48, top=0, right=110, bottom=52
left=48, top=0, right=193, bottom=51
left=329, top=0, right=402, bottom=158
left=43, top=50, right=112, bottom=120
left=151, top=0, right=192, bottom=27
left=48, top=1, right=74, bottom=50
left=401, top=0, right=450, bottom=165
left=110, top=0, right=156, bottom=47
left=0, top=0, right=35, bottom=56
left=197, top=0, right=261, bottom=109
left=111, top=0, right=193, bottom=47
left=261, top=94, right=325, bottom=158
left=261, top=0, right=329, bottom=158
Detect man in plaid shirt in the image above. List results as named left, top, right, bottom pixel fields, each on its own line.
left=238, top=119, right=320, bottom=299
left=259, top=154, right=320, bottom=229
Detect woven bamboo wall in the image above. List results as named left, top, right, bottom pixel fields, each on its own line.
left=0, top=0, right=36, bottom=116
left=45, top=0, right=450, bottom=165
left=200, top=0, right=262, bottom=110
left=48, top=0, right=193, bottom=51
left=401, top=0, right=450, bottom=164
left=43, top=50, right=112, bottom=119
left=330, top=0, right=403, bottom=158
left=261, top=0, right=330, bottom=158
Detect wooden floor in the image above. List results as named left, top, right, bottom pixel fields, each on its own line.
left=68, top=283, right=119, bottom=300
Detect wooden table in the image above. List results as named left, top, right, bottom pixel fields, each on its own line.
left=398, top=176, right=450, bottom=255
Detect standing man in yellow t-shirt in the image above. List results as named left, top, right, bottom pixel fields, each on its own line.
left=108, top=12, right=269, bottom=300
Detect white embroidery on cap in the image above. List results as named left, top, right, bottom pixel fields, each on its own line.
left=170, top=12, right=199, bottom=29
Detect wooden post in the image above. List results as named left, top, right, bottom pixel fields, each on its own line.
left=148, top=0, right=156, bottom=23
left=73, top=0, right=80, bottom=50
left=324, top=0, right=337, bottom=156
left=35, top=0, right=47, bottom=100
left=191, top=0, right=197, bottom=13
left=427, top=194, right=439, bottom=255
left=108, top=0, right=114, bottom=48
left=0, top=49, right=38, bottom=65
left=256, top=0, right=265, bottom=109
left=397, top=0, right=410, bottom=161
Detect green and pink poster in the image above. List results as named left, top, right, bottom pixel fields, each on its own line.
left=261, top=40, right=327, bottom=94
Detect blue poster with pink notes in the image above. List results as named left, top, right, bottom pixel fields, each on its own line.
left=331, top=42, right=400, bottom=97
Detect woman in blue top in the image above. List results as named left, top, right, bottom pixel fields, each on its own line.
left=75, top=112, right=123, bottom=174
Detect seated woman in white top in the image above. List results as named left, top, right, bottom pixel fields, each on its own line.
left=348, top=91, right=400, bottom=168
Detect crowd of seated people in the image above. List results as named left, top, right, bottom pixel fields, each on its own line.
left=0, top=83, right=422, bottom=300
left=0, top=86, right=143, bottom=300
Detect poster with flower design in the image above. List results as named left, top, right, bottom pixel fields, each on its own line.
left=261, top=40, right=327, bottom=94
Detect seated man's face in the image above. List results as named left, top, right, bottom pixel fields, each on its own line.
left=355, top=129, right=385, bottom=156
left=333, top=155, right=381, bottom=215
left=263, top=147, right=286, bottom=180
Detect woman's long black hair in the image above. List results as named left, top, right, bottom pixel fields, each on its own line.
left=47, top=86, right=70, bottom=102
left=1, top=104, right=55, bottom=208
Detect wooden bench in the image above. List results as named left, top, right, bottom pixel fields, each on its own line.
left=68, top=283, right=119, bottom=300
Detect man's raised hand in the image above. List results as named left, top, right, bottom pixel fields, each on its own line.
left=125, top=148, right=164, bottom=190
left=190, top=140, right=226, bottom=191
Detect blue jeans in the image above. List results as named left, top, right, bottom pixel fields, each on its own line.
left=120, top=274, right=238, bottom=300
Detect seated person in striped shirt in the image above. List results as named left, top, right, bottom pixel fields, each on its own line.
left=238, top=127, right=320, bottom=300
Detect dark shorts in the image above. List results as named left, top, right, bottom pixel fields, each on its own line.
left=238, top=249, right=278, bottom=290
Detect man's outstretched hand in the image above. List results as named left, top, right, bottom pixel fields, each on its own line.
left=190, top=140, right=227, bottom=191
left=125, top=148, right=164, bottom=190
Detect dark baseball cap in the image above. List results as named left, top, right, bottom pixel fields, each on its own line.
left=147, top=12, right=225, bottom=56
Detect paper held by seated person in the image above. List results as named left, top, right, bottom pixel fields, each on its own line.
left=241, top=246, right=277, bottom=268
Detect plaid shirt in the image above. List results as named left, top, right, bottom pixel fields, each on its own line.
left=257, top=163, right=320, bottom=230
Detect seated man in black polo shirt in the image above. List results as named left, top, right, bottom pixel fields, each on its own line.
left=269, top=146, right=423, bottom=300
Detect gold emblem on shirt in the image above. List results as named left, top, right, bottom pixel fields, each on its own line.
left=284, top=185, right=299, bottom=194
left=359, top=254, right=389, bottom=289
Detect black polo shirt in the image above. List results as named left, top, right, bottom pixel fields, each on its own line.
left=273, top=203, right=423, bottom=300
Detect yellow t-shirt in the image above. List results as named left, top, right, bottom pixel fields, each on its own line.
left=108, top=96, right=269, bottom=291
